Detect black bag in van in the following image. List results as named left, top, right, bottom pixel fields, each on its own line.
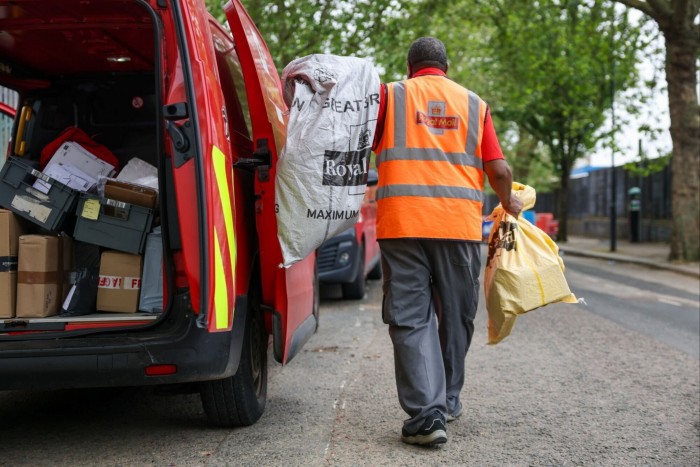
left=60, top=242, right=100, bottom=316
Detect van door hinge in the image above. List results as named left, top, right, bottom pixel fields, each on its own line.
left=233, top=138, right=271, bottom=182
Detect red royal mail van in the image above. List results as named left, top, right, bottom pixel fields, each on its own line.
left=0, top=0, right=319, bottom=427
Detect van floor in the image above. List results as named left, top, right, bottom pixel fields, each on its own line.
left=1, top=313, right=159, bottom=334
left=7, top=313, right=160, bottom=323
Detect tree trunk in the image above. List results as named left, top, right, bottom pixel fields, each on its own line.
left=664, top=31, right=700, bottom=261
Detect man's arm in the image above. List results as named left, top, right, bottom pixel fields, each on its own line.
left=484, top=159, right=523, bottom=217
left=481, top=107, right=522, bottom=217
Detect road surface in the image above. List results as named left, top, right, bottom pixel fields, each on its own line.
left=0, top=257, right=698, bottom=466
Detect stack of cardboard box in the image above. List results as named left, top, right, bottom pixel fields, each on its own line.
left=0, top=140, right=160, bottom=319
left=97, top=251, right=144, bottom=313
left=16, top=234, right=72, bottom=318
left=0, top=209, right=23, bottom=318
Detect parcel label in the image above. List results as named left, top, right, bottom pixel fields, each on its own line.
left=81, top=198, right=101, bottom=220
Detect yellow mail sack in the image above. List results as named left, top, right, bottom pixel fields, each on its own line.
left=484, top=183, right=578, bottom=345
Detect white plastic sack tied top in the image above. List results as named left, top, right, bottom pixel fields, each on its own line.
left=277, top=54, right=380, bottom=267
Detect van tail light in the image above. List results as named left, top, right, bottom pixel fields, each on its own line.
left=145, top=364, right=177, bottom=376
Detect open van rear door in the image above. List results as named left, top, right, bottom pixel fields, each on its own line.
left=225, top=0, right=317, bottom=364
left=167, top=0, right=238, bottom=334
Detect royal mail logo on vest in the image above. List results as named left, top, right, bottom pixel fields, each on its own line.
left=416, top=101, right=460, bottom=135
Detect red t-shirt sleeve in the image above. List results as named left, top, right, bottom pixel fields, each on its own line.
left=480, top=108, right=504, bottom=162
left=372, top=83, right=387, bottom=152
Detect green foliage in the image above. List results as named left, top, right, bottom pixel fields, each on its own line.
left=496, top=122, right=559, bottom=191
left=205, top=0, right=422, bottom=77
left=205, top=0, right=650, bottom=236
left=376, top=1, right=647, bottom=197
left=471, top=1, right=641, bottom=174
left=413, top=0, right=647, bottom=240
left=207, top=0, right=646, bottom=180
left=624, top=153, right=669, bottom=177
left=204, top=0, right=225, bottom=22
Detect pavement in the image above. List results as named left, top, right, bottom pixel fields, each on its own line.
left=557, top=235, right=700, bottom=278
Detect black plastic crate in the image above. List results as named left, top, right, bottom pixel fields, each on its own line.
left=0, top=157, right=78, bottom=232
left=73, top=194, right=154, bottom=254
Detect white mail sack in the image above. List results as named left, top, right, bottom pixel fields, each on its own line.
left=277, top=54, right=380, bottom=266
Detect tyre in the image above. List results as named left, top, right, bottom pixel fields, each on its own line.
left=200, top=302, right=268, bottom=427
left=342, top=244, right=366, bottom=300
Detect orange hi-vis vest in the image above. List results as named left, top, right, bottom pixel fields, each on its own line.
left=374, top=75, right=487, bottom=240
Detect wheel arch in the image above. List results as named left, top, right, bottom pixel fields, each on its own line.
left=220, top=251, right=265, bottom=378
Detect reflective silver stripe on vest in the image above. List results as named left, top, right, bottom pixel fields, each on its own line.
left=393, top=82, right=406, bottom=148
left=376, top=184, right=484, bottom=202
left=378, top=147, right=483, bottom=169
left=465, top=91, right=481, bottom=156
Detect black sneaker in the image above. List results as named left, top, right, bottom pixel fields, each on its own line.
left=401, top=412, right=447, bottom=446
left=447, top=404, right=463, bottom=423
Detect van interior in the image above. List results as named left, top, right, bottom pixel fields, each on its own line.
left=0, top=0, right=166, bottom=334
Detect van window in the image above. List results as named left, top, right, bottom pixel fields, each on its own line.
left=0, top=87, right=18, bottom=168
left=0, top=109, right=12, bottom=168
left=211, top=25, right=253, bottom=157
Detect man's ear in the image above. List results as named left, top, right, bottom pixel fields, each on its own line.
left=407, top=62, right=413, bottom=78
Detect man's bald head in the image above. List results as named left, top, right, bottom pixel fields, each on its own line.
left=407, top=37, right=448, bottom=73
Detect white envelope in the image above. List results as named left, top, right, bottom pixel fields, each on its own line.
left=33, top=141, right=116, bottom=194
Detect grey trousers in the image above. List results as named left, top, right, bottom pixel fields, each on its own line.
left=379, top=239, right=481, bottom=433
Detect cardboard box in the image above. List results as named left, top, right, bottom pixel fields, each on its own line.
left=0, top=210, right=25, bottom=318
left=16, top=235, right=61, bottom=318
left=97, top=251, right=143, bottom=313
left=104, top=179, right=157, bottom=209
left=34, top=142, right=116, bottom=194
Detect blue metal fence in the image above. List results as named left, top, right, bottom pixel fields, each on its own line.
left=485, top=164, right=673, bottom=241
